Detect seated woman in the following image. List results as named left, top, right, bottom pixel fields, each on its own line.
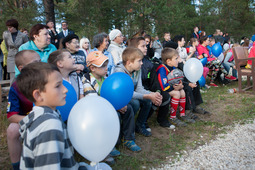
left=188, top=38, right=209, bottom=80
left=223, top=43, right=239, bottom=78
left=197, top=36, right=236, bottom=87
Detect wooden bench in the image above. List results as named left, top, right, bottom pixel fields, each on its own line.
left=232, top=47, right=255, bottom=93
left=0, top=80, right=11, bottom=105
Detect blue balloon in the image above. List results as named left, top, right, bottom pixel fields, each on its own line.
left=200, top=57, right=208, bottom=66
left=207, top=45, right=212, bottom=55
left=101, top=72, right=134, bottom=110
left=211, top=43, right=222, bottom=57
left=57, top=80, right=78, bottom=121
left=198, top=76, right=206, bottom=87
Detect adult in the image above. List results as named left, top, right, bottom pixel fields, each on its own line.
left=58, top=21, right=75, bottom=40
left=17, top=24, right=57, bottom=76
left=144, top=34, right=155, bottom=59
left=79, top=37, right=91, bottom=56
left=108, top=29, right=125, bottom=65
left=162, top=32, right=171, bottom=48
left=153, top=35, right=163, bottom=56
left=91, top=32, right=114, bottom=75
left=46, top=21, right=59, bottom=48
left=174, top=35, right=195, bottom=62
left=192, top=26, right=199, bottom=40
left=214, top=29, right=224, bottom=46
left=3, top=19, right=29, bottom=83
left=62, top=34, right=87, bottom=74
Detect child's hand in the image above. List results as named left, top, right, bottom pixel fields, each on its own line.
left=118, top=106, right=127, bottom=114
left=76, top=64, right=84, bottom=71
left=189, top=82, right=197, bottom=88
left=150, top=92, right=162, bottom=106
left=173, top=80, right=183, bottom=90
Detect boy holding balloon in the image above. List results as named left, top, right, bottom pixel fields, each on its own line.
left=114, top=47, right=163, bottom=136
left=157, top=48, right=196, bottom=127
left=83, top=51, right=141, bottom=152
left=6, top=50, right=40, bottom=170
left=16, top=62, right=92, bottom=169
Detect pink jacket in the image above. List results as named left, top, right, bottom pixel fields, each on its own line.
left=197, top=44, right=215, bottom=61
left=248, top=42, right=255, bottom=66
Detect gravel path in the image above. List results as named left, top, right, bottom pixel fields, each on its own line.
left=156, top=119, right=255, bottom=170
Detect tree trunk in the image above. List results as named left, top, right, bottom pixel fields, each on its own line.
left=43, top=0, right=55, bottom=27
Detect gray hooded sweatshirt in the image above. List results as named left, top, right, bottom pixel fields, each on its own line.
left=114, top=62, right=150, bottom=100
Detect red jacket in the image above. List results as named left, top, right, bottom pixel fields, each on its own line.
left=248, top=42, right=255, bottom=66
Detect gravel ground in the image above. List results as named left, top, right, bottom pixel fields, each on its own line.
left=156, top=119, right=255, bottom=170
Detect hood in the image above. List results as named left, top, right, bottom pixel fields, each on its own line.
left=114, top=62, right=132, bottom=76
left=19, top=106, right=61, bottom=140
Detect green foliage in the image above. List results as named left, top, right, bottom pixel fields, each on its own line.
left=0, top=0, right=42, bottom=36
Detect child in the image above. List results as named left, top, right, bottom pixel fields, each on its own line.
left=48, top=49, right=84, bottom=100
left=157, top=48, right=195, bottom=127
left=16, top=62, right=90, bottom=169
left=6, top=50, right=40, bottom=170
left=128, top=37, right=175, bottom=129
left=114, top=47, right=162, bottom=136
left=83, top=51, right=141, bottom=152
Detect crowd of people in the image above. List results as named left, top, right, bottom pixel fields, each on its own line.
left=1, top=19, right=255, bottom=169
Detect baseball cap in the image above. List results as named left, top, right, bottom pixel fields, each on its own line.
left=86, top=51, right=108, bottom=67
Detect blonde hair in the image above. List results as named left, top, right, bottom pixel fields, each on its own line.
left=161, top=48, right=178, bottom=64
left=122, top=47, right=144, bottom=66
left=80, top=37, right=91, bottom=50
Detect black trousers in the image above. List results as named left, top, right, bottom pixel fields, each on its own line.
left=183, top=82, right=203, bottom=111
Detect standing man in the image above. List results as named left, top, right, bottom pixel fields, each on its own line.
left=58, top=21, right=75, bottom=40
left=46, top=21, right=59, bottom=48
left=192, top=26, right=200, bottom=40
left=108, top=29, right=125, bottom=65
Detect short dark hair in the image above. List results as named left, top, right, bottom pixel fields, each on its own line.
left=173, top=35, right=184, bottom=43
left=16, top=62, right=59, bottom=103
left=127, top=37, right=145, bottom=48
left=48, top=49, right=70, bottom=66
left=62, top=34, right=79, bottom=48
left=144, top=34, right=151, bottom=42
left=92, top=32, right=108, bottom=48
left=122, top=47, right=143, bottom=66
left=6, top=19, right=19, bottom=30
left=29, top=24, right=49, bottom=41
left=161, top=48, right=178, bottom=64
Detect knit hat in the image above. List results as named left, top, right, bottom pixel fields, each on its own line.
left=86, top=51, right=108, bottom=67
left=109, top=29, right=121, bottom=41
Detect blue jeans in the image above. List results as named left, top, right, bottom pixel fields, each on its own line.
left=222, top=62, right=237, bottom=78
left=129, top=98, right=152, bottom=128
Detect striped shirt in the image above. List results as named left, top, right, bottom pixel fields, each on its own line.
left=19, top=106, right=86, bottom=170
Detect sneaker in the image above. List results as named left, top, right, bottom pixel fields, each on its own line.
left=159, top=121, right=176, bottom=129
left=145, top=122, right=151, bottom=132
left=194, top=106, right=211, bottom=115
left=109, top=147, right=120, bottom=157
left=123, top=140, right=141, bottom=152
left=169, top=117, right=187, bottom=127
left=179, top=115, right=196, bottom=123
left=209, top=83, right=218, bottom=87
left=103, top=155, right=115, bottom=166
left=225, top=75, right=237, bottom=81
left=185, top=110, right=199, bottom=120
left=135, top=126, right=152, bottom=137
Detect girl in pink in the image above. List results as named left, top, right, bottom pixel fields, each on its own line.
left=188, top=38, right=209, bottom=79
left=197, top=36, right=236, bottom=87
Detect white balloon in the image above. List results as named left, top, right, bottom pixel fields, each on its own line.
left=183, top=58, right=203, bottom=83
left=67, top=95, right=120, bottom=163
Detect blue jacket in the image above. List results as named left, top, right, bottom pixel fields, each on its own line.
left=15, top=41, right=57, bottom=76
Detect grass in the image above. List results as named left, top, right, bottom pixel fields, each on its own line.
left=0, top=81, right=255, bottom=169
